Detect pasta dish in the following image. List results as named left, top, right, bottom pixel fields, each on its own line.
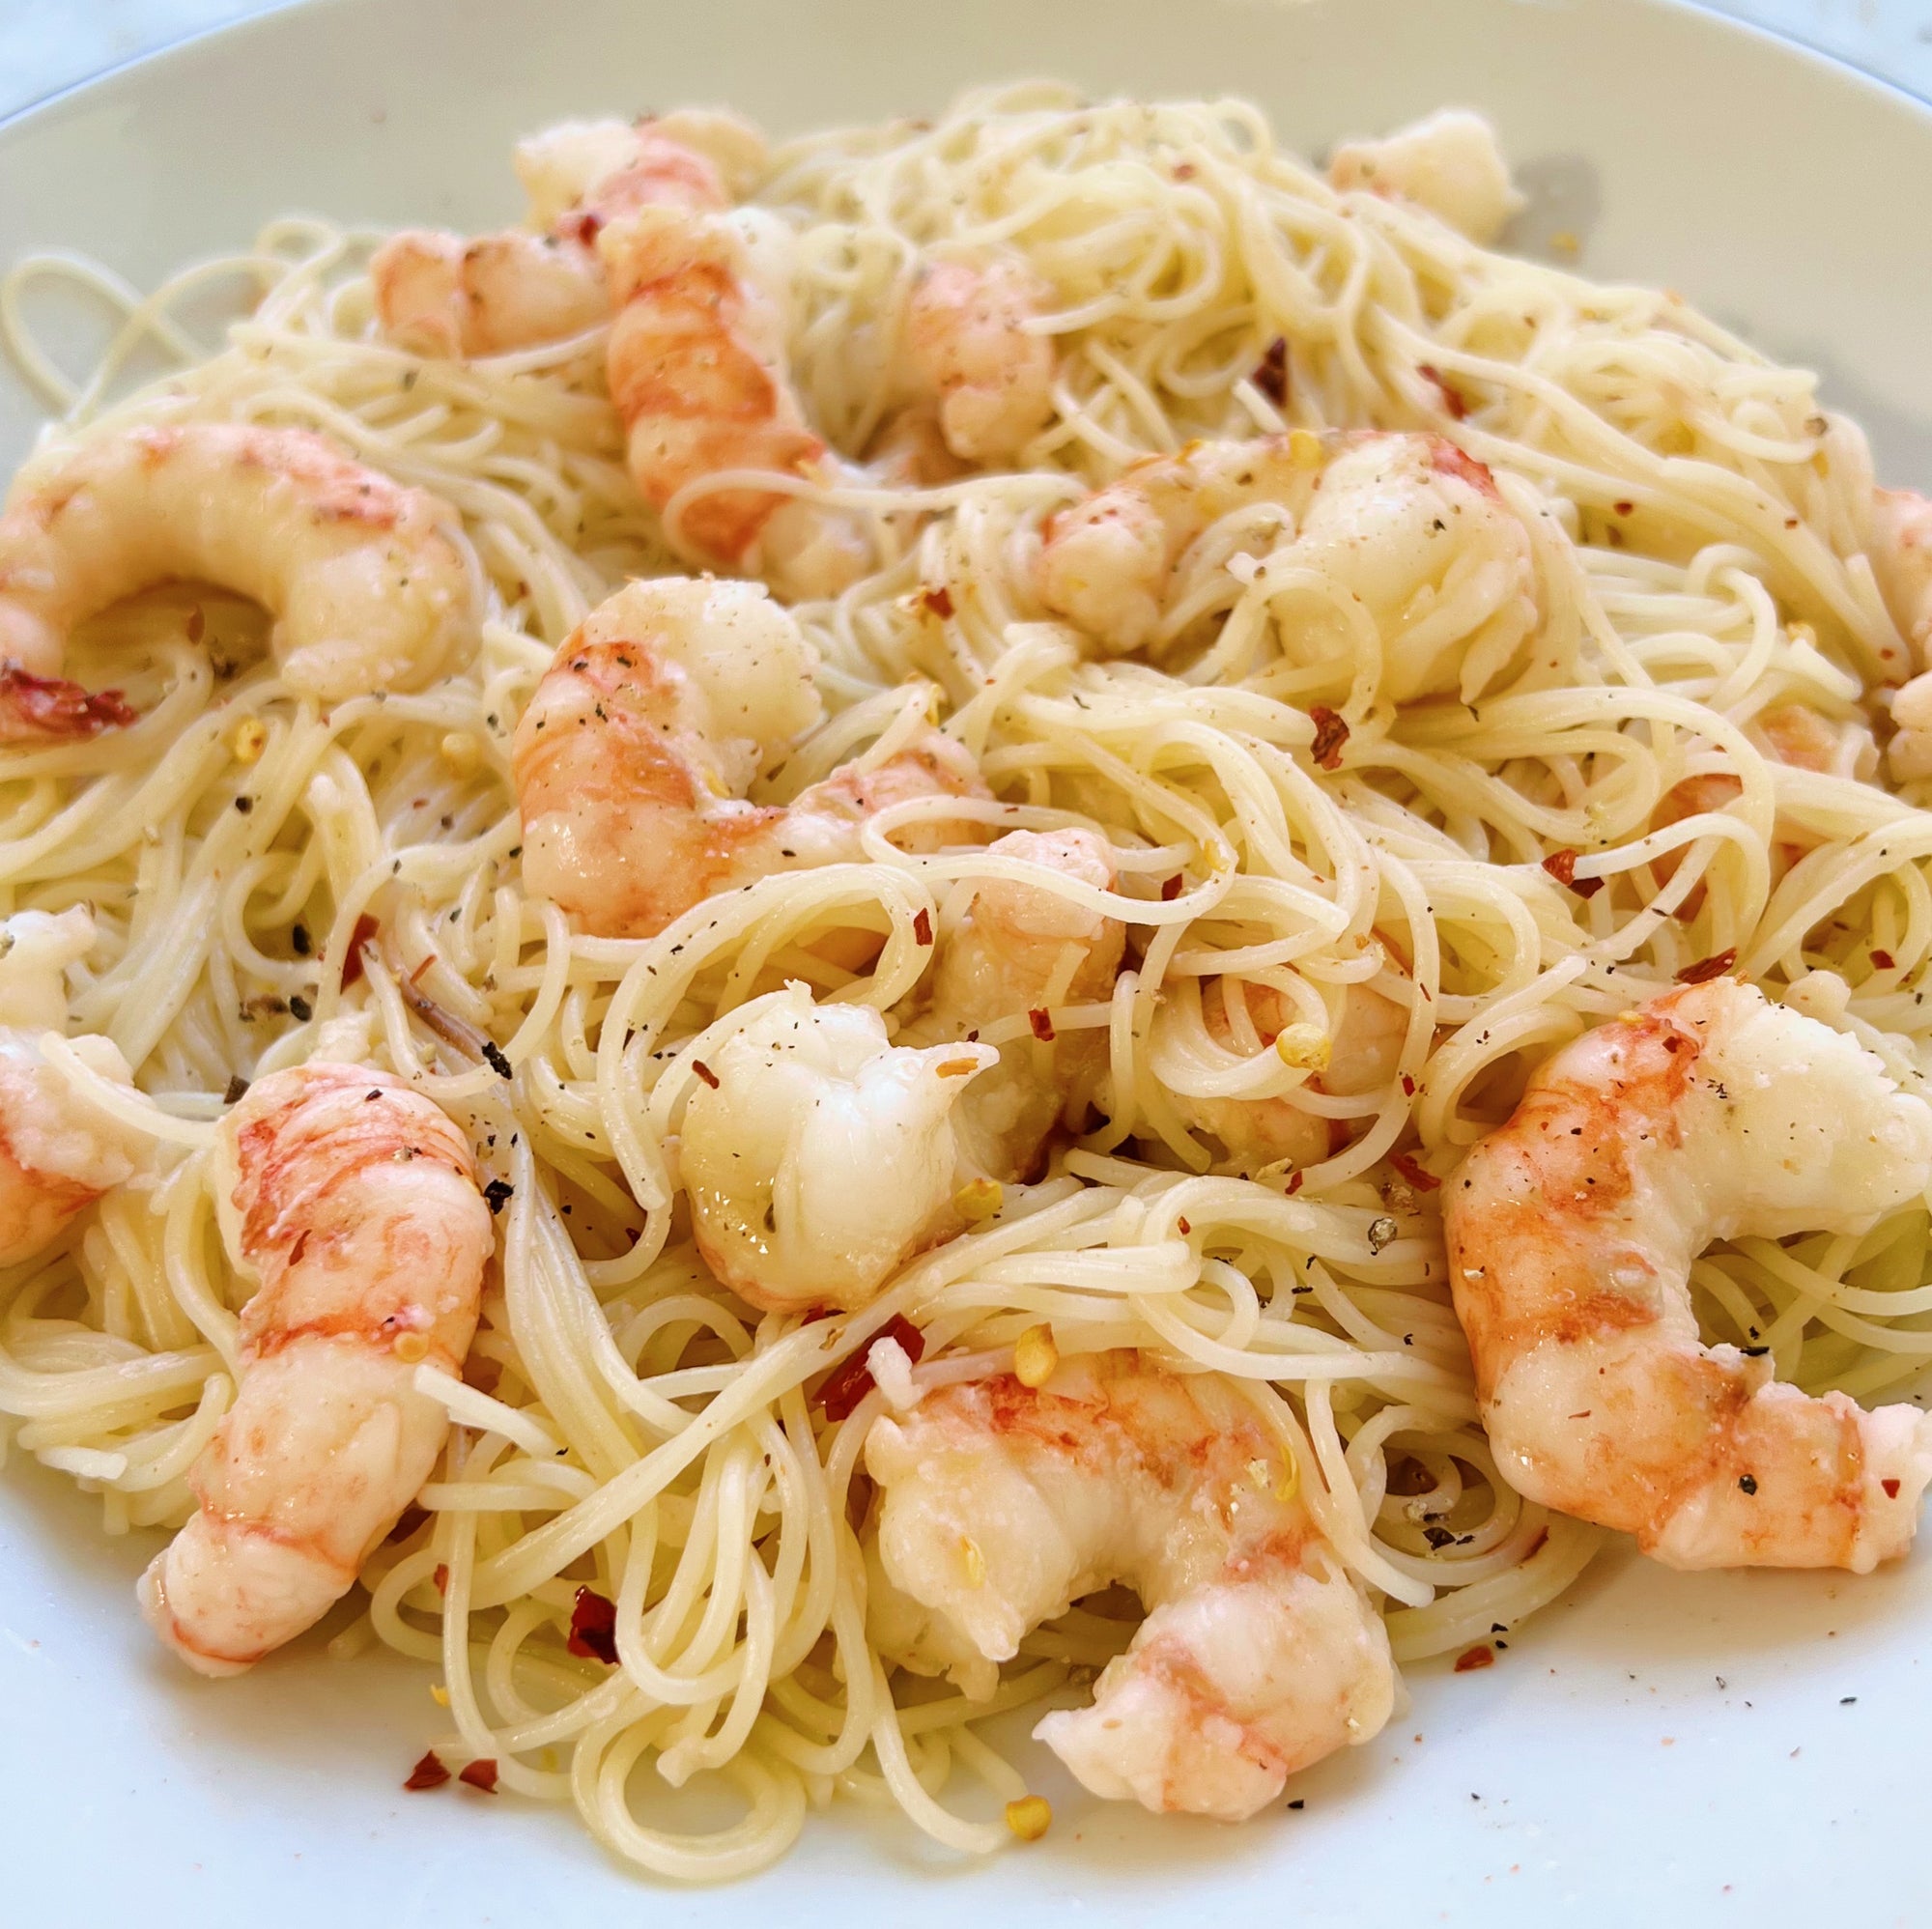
left=4, top=87, right=1931, bottom=1880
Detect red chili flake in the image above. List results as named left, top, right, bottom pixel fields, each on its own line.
left=691, top=1059, right=720, bottom=1090
left=1428, top=441, right=1497, bottom=496
left=913, top=907, right=933, bottom=946
left=1177, top=1217, right=1192, bottom=1235
left=1871, top=950, right=1896, bottom=970
left=1253, top=335, right=1290, bottom=407
left=921, top=584, right=954, bottom=619
left=815, top=1313, right=926, bottom=1423
left=1400, top=1073, right=1417, bottom=1098
left=1161, top=873, right=1184, bottom=901
left=561, top=209, right=606, bottom=245
left=409, top=952, right=438, bottom=986
left=1613, top=500, right=1634, bottom=517
left=1285, top=1170, right=1304, bottom=1196
left=1417, top=363, right=1467, bottom=420
left=1308, top=706, right=1350, bottom=771
left=340, top=913, right=382, bottom=987
left=186, top=605, right=206, bottom=644
left=433, top=1563, right=448, bottom=1595
left=1389, top=1150, right=1441, bottom=1192
left=567, top=1585, right=620, bottom=1664
left=0, top=667, right=138, bottom=740
left=1028, top=1007, right=1056, bottom=1042
left=1675, top=948, right=1739, bottom=986
left=1454, top=1645, right=1496, bottom=1673
left=404, top=1749, right=452, bottom=1790
left=458, top=1759, right=499, bottom=1794
left=1174, top=161, right=1196, bottom=181
left=1540, top=848, right=1605, bottom=899
left=1884, top=1477, right=1902, bottom=1498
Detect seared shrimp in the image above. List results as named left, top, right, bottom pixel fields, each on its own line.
left=1154, top=978, right=1408, bottom=1170
left=1327, top=108, right=1522, bottom=245
left=139, top=1063, right=493, bottom=1675
left=0, top=424, right=477, bottom=702
left=373, top=113, right=764, bottom=358
left=903, top=258, right=1058, bottom=468
left=600, top=203, right=868, bottom=597
left=678, top=984, right=997, bottom=1312
left=1037, top=431, right=1538, bottom=698
left=0, top=907, right=145, bottom=1267
left=865, top=1351, right=1396, bottom=1820
left=513, top=577, right=987, bottom=939
left=1446, top=979, right=1932, bottom=1571
left=920, top=828, right=1125, bottom=1180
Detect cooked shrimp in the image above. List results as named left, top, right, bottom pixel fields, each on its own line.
left=373, top=231, right=613, bottom=362
left=138, top=1063, right=493, bottom=1675
left=1327, top=108, right=1522, bottom=244
left=677, top=984, right=997, bottom=1312
left=0, top=907, right=145, bottom=1267
left=919, top=828, right=1124, bottom=1180
left=600, top=203, right=869, bottom=598
left=865, top=1351, right=1396, bottom=1820
left=1154, top=978, right=1408, bottom=1170
left=1649, top=702, right=1877, bottom=910
left=1446, top=979, right=1932, bottom=1571
left=0, top=423, right=477, bottom=702
left=1037, top=431, right=1538, bottom=698
left=372, top=113, right=764, bottom=358
left=514, top=578, right=986, bottom=938
left=1859, top=490, right=1932, bottom=779
left=903, top=258, right=1058, bottom=467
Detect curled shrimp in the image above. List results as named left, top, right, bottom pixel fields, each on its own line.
left=1327, top=108, right=1522, bottom=244
left=0, top=907, right=145, bottom=1267
left=865, top=1350, right=1396, bottom=1820
left=138, top=1062, right=493, bottom=1675
left=1446, top=979, right=1932, bottom=1571
left=600, top=199, right=869, bottom=598
left=901, top=257, right=1058, bottom=468
left=372, top=112, right=765, bottom=358
left=676, top=984, right=998, bottom=1312
left=1866, top=489, right=1932, bottom=779
left=0, top=423, right=478, bottom=703
left=1037, top=431, right=1538, bottom=698
left=1153, top=977, right=1408, bottom=1171
left=918, top=827, right=1125, bottom=1180
left=512, top=577, right=987, bottom=939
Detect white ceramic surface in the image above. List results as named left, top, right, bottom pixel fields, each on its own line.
left=5, top=2, right=1932, bottom=1922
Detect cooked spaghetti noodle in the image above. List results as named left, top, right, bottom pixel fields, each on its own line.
left=3, top=85, right=1930, bottom=1879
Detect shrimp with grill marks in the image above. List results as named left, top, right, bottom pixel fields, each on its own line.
left=1446, top=979, right=1932, bottom=1571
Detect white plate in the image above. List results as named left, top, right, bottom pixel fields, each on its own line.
left=5, top=1, right=1931, bottom=1920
